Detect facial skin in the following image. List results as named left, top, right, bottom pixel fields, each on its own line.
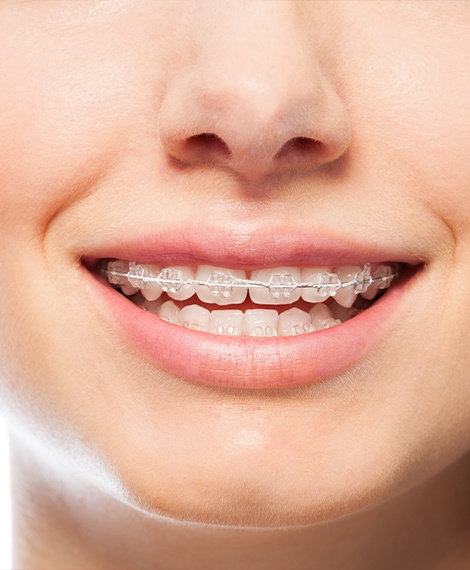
left=0, top=1, right=470, bottom=568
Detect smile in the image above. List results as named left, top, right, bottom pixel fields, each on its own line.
left=81, top=226, right=420, bottom=388
left=102, top=260, right=399, bottom=337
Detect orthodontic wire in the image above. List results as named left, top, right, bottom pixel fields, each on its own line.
left=102, top=262, right=398, bottom=293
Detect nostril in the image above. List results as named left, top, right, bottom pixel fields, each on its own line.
left=183, top=132, right=232, bottom=162
left=275, top=136, right=323, bottom=161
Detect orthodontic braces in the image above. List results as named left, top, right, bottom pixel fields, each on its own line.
left=102, top=261, right=398, bottom=299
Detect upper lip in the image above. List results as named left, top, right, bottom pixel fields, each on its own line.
left=79, top=223, right=423, bottom=270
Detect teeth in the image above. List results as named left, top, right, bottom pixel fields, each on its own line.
left=103, top=259, right=399, bottom=336
left=158, top=300, right=180, bottom=324
left=180, top=304, right=210, bottom=332
left=166, top=266, right=196, bottom=301
left=249, top=267, right=302, bottom=305
left=329, top=300, right=362, bottom=322
left=301, top=267, right=332, bottom=302
left=140, top=265, right=163, bottom=301
left=120, top=282, right=140, bottom=296
left=277, top=308, right=315, bottom=336
left=210, top=310, right=244, bottom=336
left=334, top=266, right=361, bottom=308
left=244, top=309, right=279, bottom=337
left=309, top=304, right=341, bottom=330
left=107, top=260, right=130, bottom=285
left=158, top=267, right=186, bottom=293
left=195, top=265, right=247, bottom=305
left=360, top=264, right=391, bottom=300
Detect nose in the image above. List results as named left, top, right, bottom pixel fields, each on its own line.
left=158, top=2, right=351, bottom=183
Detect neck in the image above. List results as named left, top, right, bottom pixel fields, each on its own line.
left=10, top=436, right=470, bottom=570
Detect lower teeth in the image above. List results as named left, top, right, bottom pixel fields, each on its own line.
left=125, top=293, right=374, bottom=337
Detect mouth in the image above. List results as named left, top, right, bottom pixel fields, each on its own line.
left=98, top=259, right=400, bottom=337
left=80, top=227, right=422, bottom=389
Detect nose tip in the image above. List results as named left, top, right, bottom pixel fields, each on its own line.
left=157, top=8, right=351, bottom=182
left=159, top=80, right=350, bottom=182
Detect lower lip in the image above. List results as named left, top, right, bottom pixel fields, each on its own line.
left=87, top=268, right=414, bottom=390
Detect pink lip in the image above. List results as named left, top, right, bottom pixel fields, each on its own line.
left=80, top=223, right=422, bottom=270
left=80, top=226, right=420, bottom=389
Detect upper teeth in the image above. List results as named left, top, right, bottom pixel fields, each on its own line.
left=103, top=260, right=397, bottom=307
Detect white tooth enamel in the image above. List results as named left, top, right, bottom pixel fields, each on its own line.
left=244, top=309, right=279, bottom=337
left=140, top=264, right=163, bottom=301
left=107, top=260, right=130, bottom=285
left=334, top=266, right=361, bottom=308
left=210, top=310, right=244, bottom=336
left=301, top=267, right=332, bottom=302
left=278, top=308, right=315, bottom=336
left=373, top=264, right=394, bottom=290
left=120, top=283, right=140, bottom=296
left=309, top=304, right=335, bottom=330
left=249, top=267, right=301, bottom=305
left=165, top=266, right=196, bottom=301
left=360, top=284, right=379, bottom=300
left=360, top=264, right=390, bottom=299
left=138, top=296, right=163, bottom=314
left=329, top=300, right=361, bottom=322
left=195, top=266, right=247, bottom=305
left=158, top=300, right=181, bottom=324
left=180, top=304, right=210, bottom=332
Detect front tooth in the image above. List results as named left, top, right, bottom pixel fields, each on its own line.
left=244, top=309, right=279, bottom=337
left=301, top=267, right=332, bottom=302
left=180, top=304, right=210, bottom=332
left=210, top=310, right=244, bottom=336
left=278, top=308, right=314, bottom=336
left=195, top=266, right=247, bottom=305
left=309, top=304, right=338, bottom=330
left=165, top=266, right=196, bottom=301
left=334, top=266, right=361, bottom=308
left=158, top=300, right=180, bottom=324
left=140, top=264, right=163, bottom=301
left=249, top=267, right=301, bottom=305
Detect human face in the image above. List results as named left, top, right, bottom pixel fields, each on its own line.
left=0, top=0, right=469, bottom=528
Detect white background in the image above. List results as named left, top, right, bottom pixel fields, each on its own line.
left=0, top=416, right=11, bottom=570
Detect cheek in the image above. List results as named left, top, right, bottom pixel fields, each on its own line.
left=338, top=12, right=470, bottom=236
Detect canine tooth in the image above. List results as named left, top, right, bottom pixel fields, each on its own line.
left=334, top=266, right=361, bottom=308
left=353, top=263, right=372, bottom=294
left=301, top=267, right=332, bottom=302
left=140, top=264, right=163, bottom=301
left=249, top=267, right=301, bottom=305
left=309, top=304, right=334, bottom=329
left=195, top=266, right=247, bottom=305
left=210, top=310, right=244, bottom=336
left=278, top=308, right=315, bottom=336
left=329, top=300, right=361, bottom=322
left=244, top=309, right=279, bottom=337
left=180, top=305, right=210, bottom=332
left=158, top=300, right=180, bottom=324
left=139, top=297, right=163, bottom=314
left=166, top=266, right=196, bottom=301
